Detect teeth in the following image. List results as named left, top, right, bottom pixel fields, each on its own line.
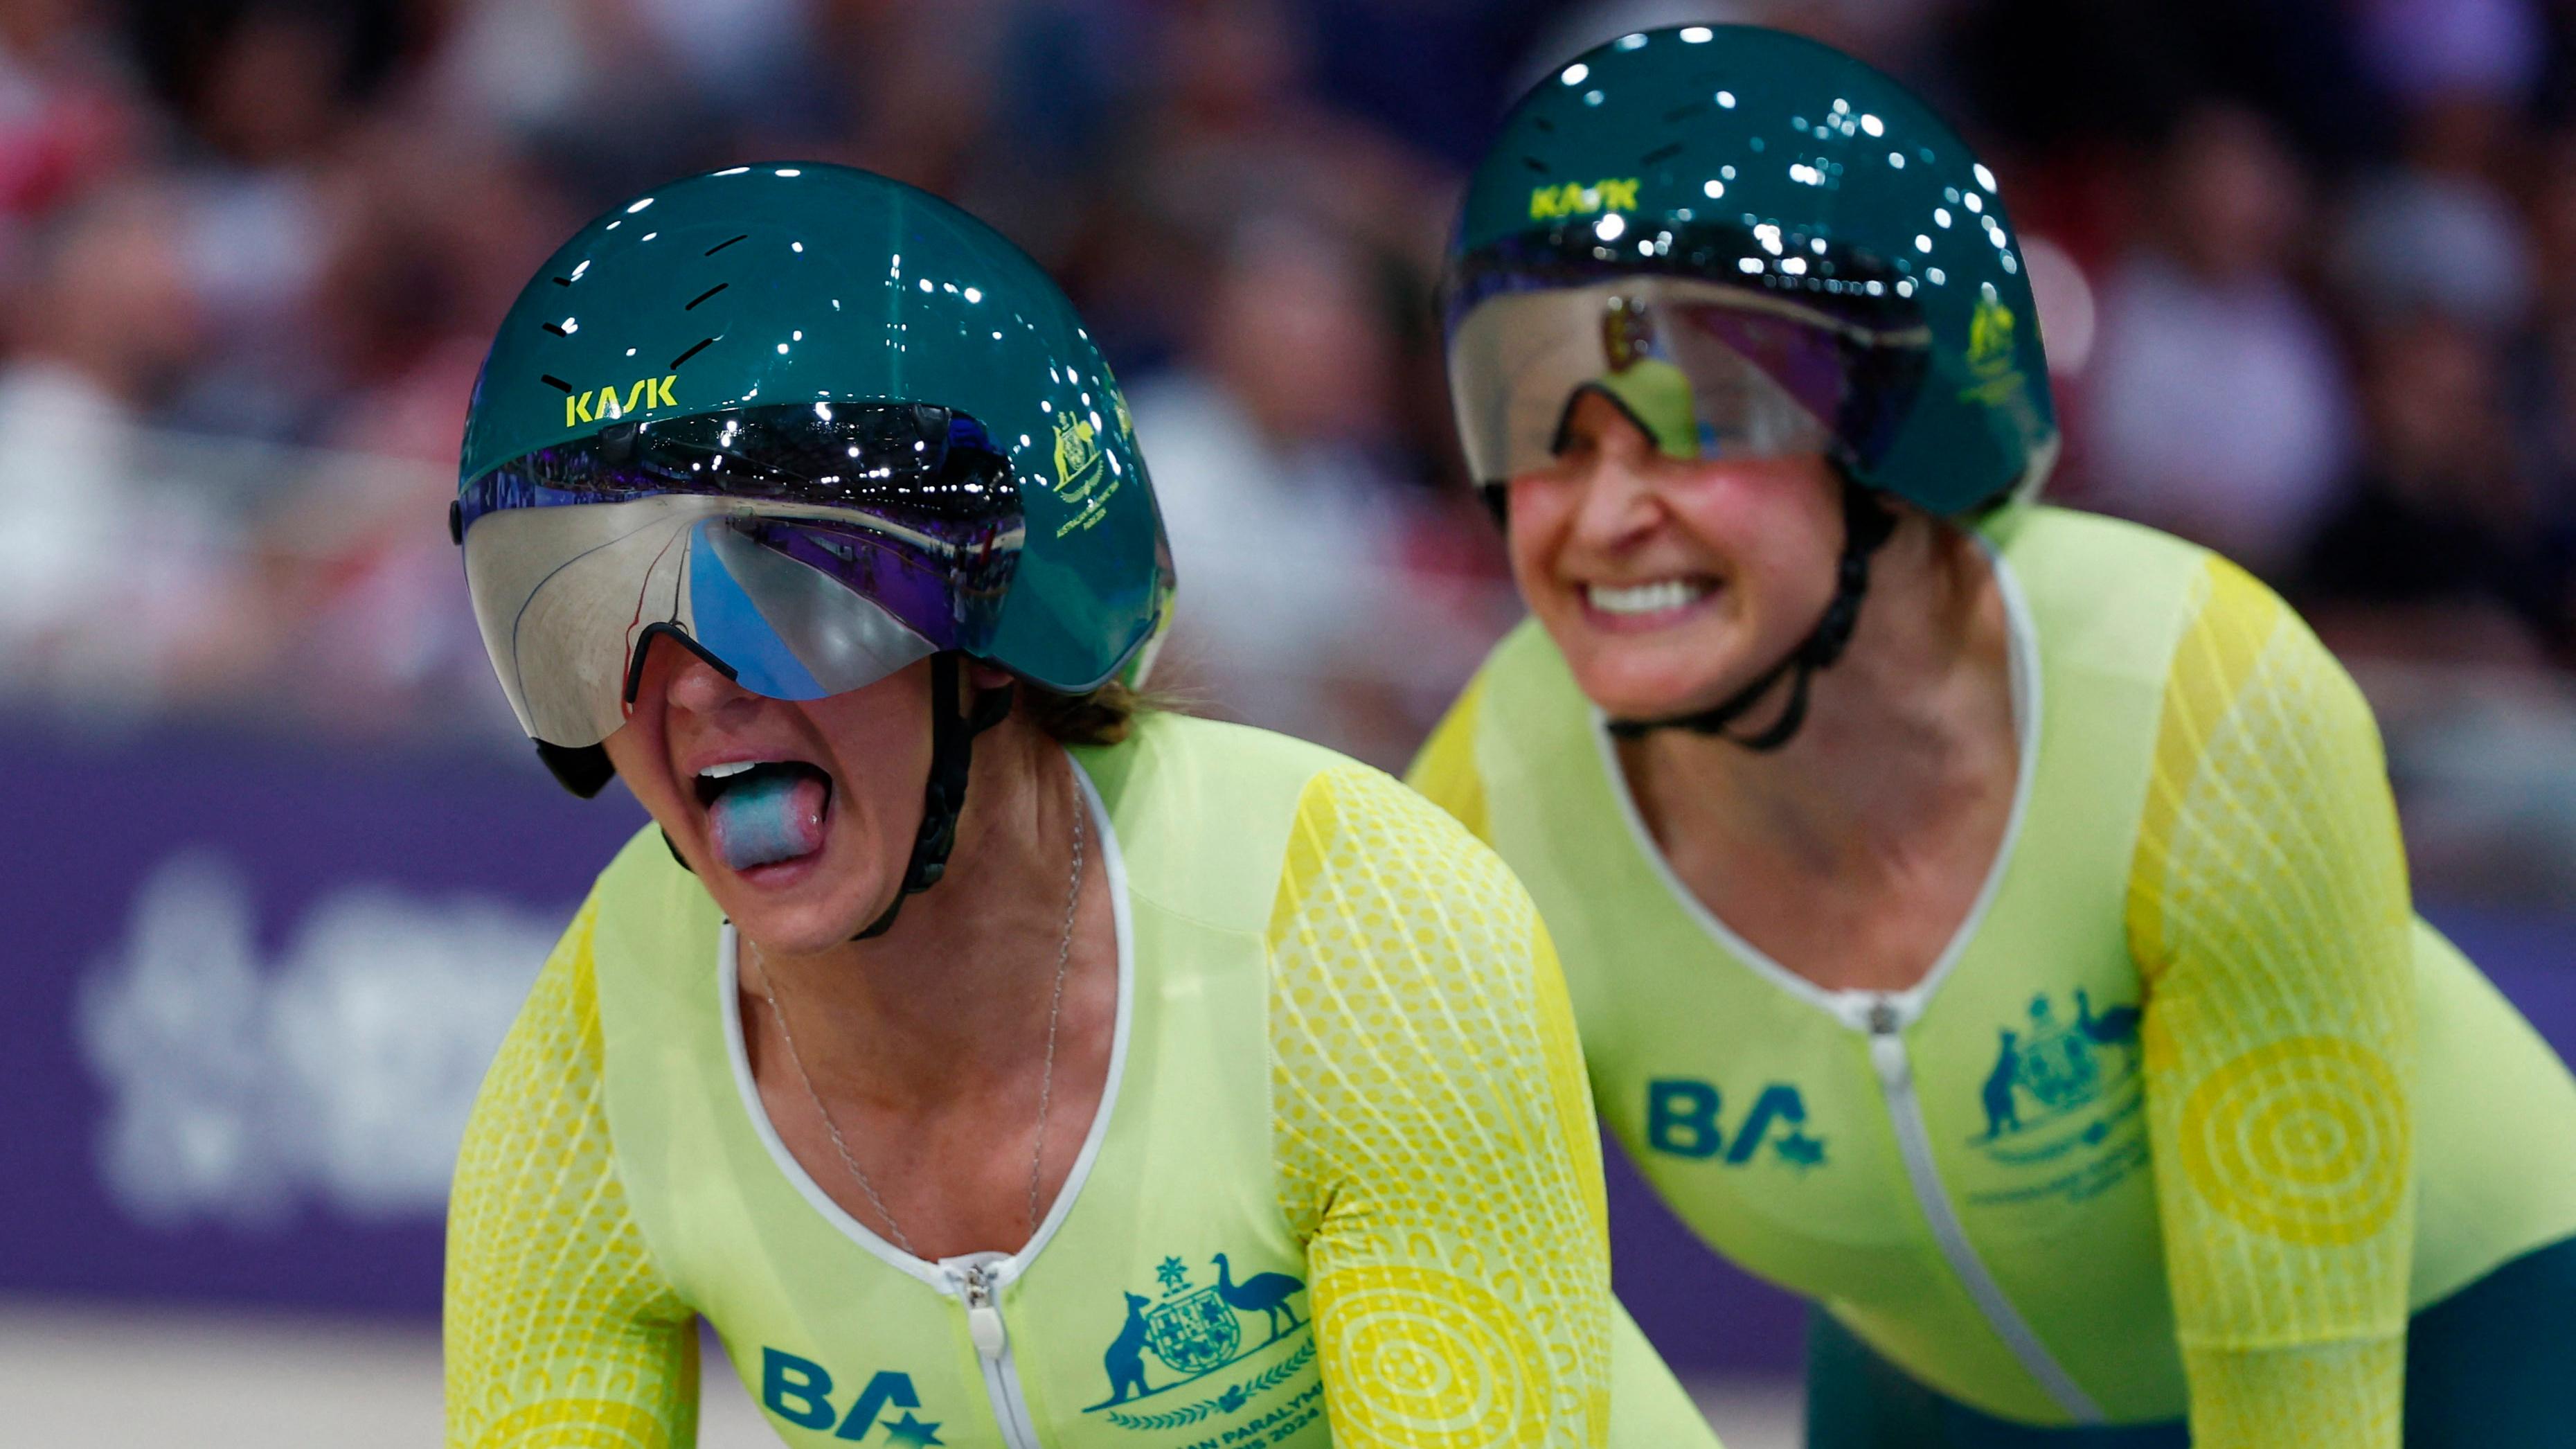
left=699, top=761, right=760, bottom=781
left=1586, top=578, right=1711, bottom=616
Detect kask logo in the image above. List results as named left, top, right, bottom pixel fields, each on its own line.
left=563, top=373, right=678, bottom=429
left=761, top=1349, right=941, bottom=1445
left=1529, top=177, right=1641, bottom=221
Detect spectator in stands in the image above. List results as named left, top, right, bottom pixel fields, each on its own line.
left=0, top=183, right=221, bottom=699
left=2297, top=312, right=2569, bottom=664
left=1127, top=215, right=1447, bottom=763
left=2083, top=103, right=2356, bottom=578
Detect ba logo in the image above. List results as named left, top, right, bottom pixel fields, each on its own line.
left=761, top=1349, right=944, bottom=1446
left=1645, top=1078, right=1826, bottom=1171
left=1085, top=1251, right=1321, bottom=1436
left=1529, top=176, right=1641, bottom=222
left=1052, top=411, right=1104, bottom=499
left=562, top=373, right=678, bottom=429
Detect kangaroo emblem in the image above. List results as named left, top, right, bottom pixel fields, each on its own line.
left=1101, top=1291, right=1154, bottom=1405
left=1980, top=1029, right=2023, bottom=1139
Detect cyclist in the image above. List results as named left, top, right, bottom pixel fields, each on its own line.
left=442, top=162, right=1715, bottom=1449
left=1412, top=26, right=2576, bottom=1448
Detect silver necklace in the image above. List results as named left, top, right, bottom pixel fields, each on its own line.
left=755, top=766, right=1086, bottom=1258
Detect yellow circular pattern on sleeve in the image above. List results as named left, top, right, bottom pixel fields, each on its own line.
left=2176, top=1035, right=2408, bottom=1246
left=1313, top=1264, right=1553, bottom=1449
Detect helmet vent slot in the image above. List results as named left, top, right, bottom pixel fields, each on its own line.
left=1521, top=154, right=1549, bottom=174
left=668, top=337, right=715, bottom=370
left=684, top=282, right=728, bottom=311
left=1643, top=142, right=1683, bottom=165
left=703, top=233, right=748, bottom=256
left=540, top=375, right=573, bottom=393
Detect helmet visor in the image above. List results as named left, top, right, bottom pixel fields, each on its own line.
left=460, top=402, right=1022, bottom=748
left=1444, top=229, right=1931, bottom=488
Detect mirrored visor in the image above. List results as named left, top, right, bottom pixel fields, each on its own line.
left=1444, top=231, right=1931, bottom=488
left=460, top=402, right=1023, bottom=747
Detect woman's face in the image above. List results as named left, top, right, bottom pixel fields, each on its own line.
left=605, top=639, right=933, bottom=954
left=1505, top=390, right=1844, bottom=720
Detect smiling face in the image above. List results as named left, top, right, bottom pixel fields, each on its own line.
left=1506, top=389, right=1844, bottom=720
left=603, top=637, right=933, bottom=954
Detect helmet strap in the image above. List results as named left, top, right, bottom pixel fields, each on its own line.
left=1604, top=473, right=1895, bottom=752
left=855, top=651, right=1015, bottom=941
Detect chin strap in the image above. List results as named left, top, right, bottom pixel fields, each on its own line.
left=855, top=652, right=1015, bottom=941
left=1605, top=474, right=1896, bottom=752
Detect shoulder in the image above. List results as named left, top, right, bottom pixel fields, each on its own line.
left=2149, top=540, right=2374, bottom=747
left=1073, top=710, right=1393, bottom=930
left=577, top=822, right=728, bottom=1029
left=1268, top=758, right=1547, bottom=1002
left=1986, top=506, right=2220, bottom=682
left=1410, top=616, right=1600, bottom=819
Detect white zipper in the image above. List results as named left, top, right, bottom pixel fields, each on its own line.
left=1866, top=1000, right=2103, bottom=1423
left=955, top=1256, right=1046, bottom=1449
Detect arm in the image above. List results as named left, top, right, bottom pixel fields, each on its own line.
left=2127, top=557, right=2416, bottom=1448
left=1268, top=764, right=1611, bottom=1449
left=446, top=898, right=700, bottom=1449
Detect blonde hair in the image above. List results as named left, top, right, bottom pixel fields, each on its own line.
left=1020, top=679, right=1147, bottom=747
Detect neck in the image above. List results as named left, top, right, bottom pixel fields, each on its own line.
left=742, top=717, right=1091, bottom=1110
left=1623, top=515, right=2017, bottom=878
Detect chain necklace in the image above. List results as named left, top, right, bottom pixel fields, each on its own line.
left=755, top=767, right=1086, bottom=1258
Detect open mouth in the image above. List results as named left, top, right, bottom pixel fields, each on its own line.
left=697, top=760, right=834, bottom=873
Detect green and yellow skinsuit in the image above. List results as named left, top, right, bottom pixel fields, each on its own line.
left=1409, top=506, right=2576, bottom=1443
left=445, top=713, right=1717, bottom=1449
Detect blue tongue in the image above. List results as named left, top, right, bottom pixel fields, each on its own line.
left=708, top=769, right=827, bottom=871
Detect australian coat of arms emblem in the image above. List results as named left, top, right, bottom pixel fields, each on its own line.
left=1086, top=1252, right=1314, bottom=1428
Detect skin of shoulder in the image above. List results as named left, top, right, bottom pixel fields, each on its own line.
left=1264, top=761, right=1613, bottom=1448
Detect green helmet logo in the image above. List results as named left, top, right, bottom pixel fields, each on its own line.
left=1445, top=25, right=2057, bottom=515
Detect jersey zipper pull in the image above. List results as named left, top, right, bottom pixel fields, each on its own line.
left=1865, top=997, right=1910, bottom=1086
left=963, top=1263, right=1008, bottom=1362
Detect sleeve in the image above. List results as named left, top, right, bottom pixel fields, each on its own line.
left=1403, top=670, right=1492, bottom=845
left=2125, top=556, right=2416, bottom=1448
left=1267, top=763, right=1613, bottom=1449
left=445, top=895, right=701, bottom=1449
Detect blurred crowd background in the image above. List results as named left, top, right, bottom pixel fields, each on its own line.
left=6, top=3, right=2575, bottom=1439
left=7, top=0, right=2576, bottom=903
left=0, top=0, right=2568, bottom=898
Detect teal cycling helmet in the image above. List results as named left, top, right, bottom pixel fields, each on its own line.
left=1443, top=25, right=2054, bottom=747
left=456, top=163, right=1170, bottom=932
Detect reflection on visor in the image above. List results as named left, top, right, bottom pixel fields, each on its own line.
left=1445, top=226, right=1931, bottom=486
left=459, top=402, right=1025, bottom=747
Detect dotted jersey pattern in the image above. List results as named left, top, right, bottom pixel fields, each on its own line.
left=1265, top=765, right=1612, bottom=1449
left=2126, top=557, right=2416, bottom=1448
left=444, top=898, right=699, bottom=1449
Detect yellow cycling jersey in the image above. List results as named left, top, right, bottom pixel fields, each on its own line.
left=445, top=711, right=1717, bottom=1449
left=1408, top=506, right=2576, bottom=1446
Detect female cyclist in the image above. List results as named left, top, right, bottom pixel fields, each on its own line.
left=441, top=164, right=1714, bottom=1448
left=1411, top=26, right=2576, bottom=1449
